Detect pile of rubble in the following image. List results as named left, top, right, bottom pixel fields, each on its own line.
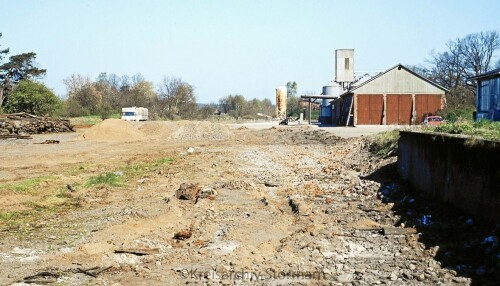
left=0, top=113, right=74, bottom=136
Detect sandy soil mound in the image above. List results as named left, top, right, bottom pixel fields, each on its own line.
left=136, top=120, right=234, bottom=141
left=135, top=121, right=174, bottom=139
left=170, top=121, right=234, bottom=141
left=83, top=119, right=146, bottom=142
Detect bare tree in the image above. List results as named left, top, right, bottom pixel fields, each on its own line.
left=155, top=77, right=196, bottom=119
left=429, top=31, right=500, bottom=90
left=63, top=74, right=92, bottom=97
left=460, top=31, right=500, bottom=80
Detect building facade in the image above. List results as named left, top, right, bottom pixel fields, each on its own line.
left=332, top=64, right=447, bottom=126
left=469, top=68, right=500, bottom=121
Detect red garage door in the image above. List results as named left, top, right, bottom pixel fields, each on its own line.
left=386, top=94, right=412, bottom=125
left=415, top=94, right=443, bottom=123
left=356, top=94, right=383, bottom=124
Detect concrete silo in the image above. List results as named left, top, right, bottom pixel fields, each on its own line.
left=275, top=86, right=287, bottom=118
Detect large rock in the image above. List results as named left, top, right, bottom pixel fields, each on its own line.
left=175, top=183, right=200, bottom=201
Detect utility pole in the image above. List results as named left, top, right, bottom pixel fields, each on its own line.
left=308, top=98, right=312, bottom=125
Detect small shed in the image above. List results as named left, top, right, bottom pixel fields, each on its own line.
left=469, top=68, right=500, bottom=121
left=332, top=64, right=447, bottom=125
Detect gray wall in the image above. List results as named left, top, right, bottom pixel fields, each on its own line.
left=398, top=131, right=500, bottom=223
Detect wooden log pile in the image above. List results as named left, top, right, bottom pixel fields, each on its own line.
left=0, top=113, right=74, bottom=135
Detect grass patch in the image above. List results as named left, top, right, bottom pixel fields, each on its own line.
left=0, top=211, right=17, bottom=221
left=121, top=157, right=175, bottom=178
left=69, top=114, right=120, bottom=126
left=0, top=176, right=54, bottom=193
left=85, top=172, right=124, bottom=187
left=370, top=130, right=400, bottom=157
left=153, top=157, right=175, bottom=166
left=431, top=120, right=500, bottom=142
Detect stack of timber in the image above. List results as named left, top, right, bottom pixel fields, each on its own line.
left=0, top=113, right=74, bottom=138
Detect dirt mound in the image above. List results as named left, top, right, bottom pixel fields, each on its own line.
left=136, top=121, right=233, bottom=141
left=135, top=121, right=173, bottom=139
left=170, top=121, right=234, bottom=141
left=82, top=119, right=146, bottom=142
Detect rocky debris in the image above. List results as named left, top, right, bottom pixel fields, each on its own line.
left=288, top=195, right=313, bottom=216
left=0, top=113, right=73, bottom=135
left=199, top=187, right=217, bottom=199
left=174, top=230, right=192, bottom=240
left=2, top=126, right=498, bottom=285
left=175, top=183, right=200, bottom=201
left=135, top=120, right=235, bottom=141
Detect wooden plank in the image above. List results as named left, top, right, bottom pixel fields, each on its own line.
left=114, top=248, right=160, bottom=256
left=346, top=96, right=354, bottom=126
left=0, top=134, right=32, bottom=139
left=382, top=226, right=417, bottom=235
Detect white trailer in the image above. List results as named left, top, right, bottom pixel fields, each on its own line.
left=121, top=107, right=148, bottom=121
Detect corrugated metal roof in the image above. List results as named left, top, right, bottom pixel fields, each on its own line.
left=337, top=64, right=449, bottom=98
left=468, top=67, right=500, bottom=80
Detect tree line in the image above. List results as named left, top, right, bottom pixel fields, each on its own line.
left=2, top=30, right=499, bottom=119
left=63, top=72, right=202, bottom=120
left=412, top=30, right=500, bottom=110
left=0, top=32, right=277, bottom=119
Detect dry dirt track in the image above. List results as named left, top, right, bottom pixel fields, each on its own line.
left=0, top=121, right=496, bottom=285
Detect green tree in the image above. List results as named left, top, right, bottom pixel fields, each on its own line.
left=195, top=103, right=217, bottom=119
left=0, top=52, right=47, bottom=110
left=287, top=95, right=301, bottom=117
left=286, top=81, right=300, bottom=117
left=286, top=81, right=298, bottom=97
left=0, top=33, right=8, bottom=62
left=4, top=80, right=61, bottom=116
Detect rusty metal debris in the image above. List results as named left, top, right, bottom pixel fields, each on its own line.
left=35, top=140, right=60, bottom=144
left=114, top=249, right=159, bottom=256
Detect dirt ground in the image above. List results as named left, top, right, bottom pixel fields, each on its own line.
left=0, top=120, right=498, bottom=285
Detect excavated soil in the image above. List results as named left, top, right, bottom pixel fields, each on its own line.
left=135, top=120, right=234, bottom=141
left=82, top=119, right=146, bottom=142
left=81, top=119, right=234, bottom=142
left=0, top=122, right=498, bottom=286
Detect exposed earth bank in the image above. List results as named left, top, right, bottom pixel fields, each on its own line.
left=0, top=120, right=497, bottom=285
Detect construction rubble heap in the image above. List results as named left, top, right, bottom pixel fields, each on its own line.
left=0, top=123, right=498, bottom=285
left=0, top=113, right=74, bottom=137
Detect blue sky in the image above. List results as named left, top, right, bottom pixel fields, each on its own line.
left=1, top=0, right=499, bottom=103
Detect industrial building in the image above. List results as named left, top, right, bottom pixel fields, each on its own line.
left=469, top=67, right=500, bottom=121
left=332, top=64, right=447, bottom=125
left=299, top=49, right=448, bottom=125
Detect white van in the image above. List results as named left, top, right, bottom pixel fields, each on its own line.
left=121, top=107, right=148, bottom=121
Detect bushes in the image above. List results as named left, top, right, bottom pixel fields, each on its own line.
left=437, top=105, right=475, bottom=122
left=3, top=80, right=61, bottom=116
left=433, top=120, right=500, bottom=141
